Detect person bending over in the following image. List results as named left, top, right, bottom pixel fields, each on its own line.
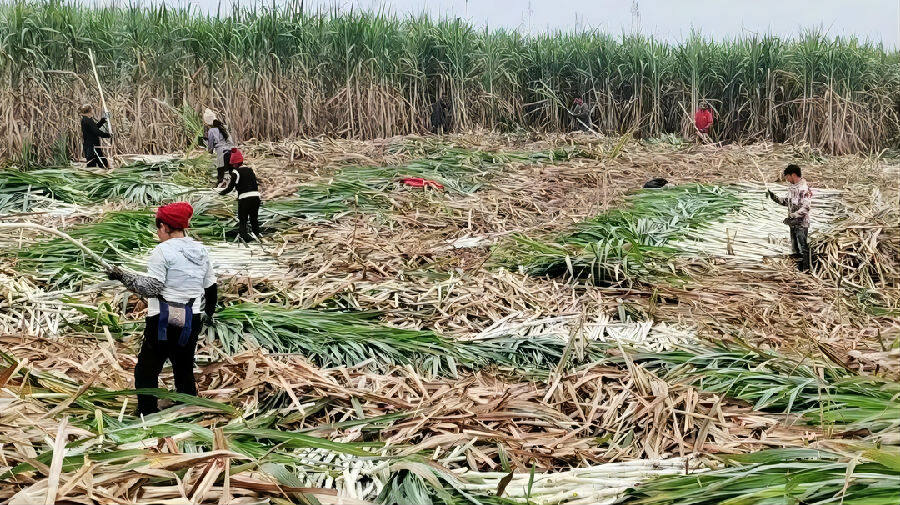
left=219, top=148, right=262, bottom=242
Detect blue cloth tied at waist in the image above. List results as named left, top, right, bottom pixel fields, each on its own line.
left=156, top=297, right=196, bottom=347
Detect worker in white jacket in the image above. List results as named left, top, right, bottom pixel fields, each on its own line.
left=107, top=202, right=217, bottom=415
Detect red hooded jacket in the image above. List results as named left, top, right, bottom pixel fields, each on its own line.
left=694, top=108, right=713, bottom=132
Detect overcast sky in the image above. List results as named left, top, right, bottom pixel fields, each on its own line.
left=179, top=0, right=899, bottom=47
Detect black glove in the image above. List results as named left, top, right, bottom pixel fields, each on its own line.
left=197, top=135, right=205, bottom=144
left=107, top=266, right=124, bottom=281
left=766, top=189, right=776, bottom=201
left=783, top=217, right=801, bottom=227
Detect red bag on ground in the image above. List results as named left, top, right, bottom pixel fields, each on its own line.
left=400, top=177, right=444, bottom=190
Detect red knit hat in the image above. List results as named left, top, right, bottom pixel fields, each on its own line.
left=156, top=202, right=193, bottom=229
left=229, top=148, right=244, bottom=165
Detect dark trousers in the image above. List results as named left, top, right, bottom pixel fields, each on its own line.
left=86, top=146, right=108, bottom=168
left=790, top=225, right=810, bottom=272
left=134, top=314, right=202, bottom=415
left=238, top=196, right=261, bottom=241
left=574, top=116, right=591, bottom=131
left=431, top=114, right=449, bottom=134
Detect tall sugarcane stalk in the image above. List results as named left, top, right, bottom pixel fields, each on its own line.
left=3, top=3, right=898, bottom=160
left=87, top=48, right=115, bottom=168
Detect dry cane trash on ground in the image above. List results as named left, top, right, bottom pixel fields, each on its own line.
left=0, top=133, right=898, bottom=504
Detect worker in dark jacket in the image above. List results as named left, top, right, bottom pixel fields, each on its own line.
left=219, top=148, right=262, bottom=242
left=430, top=96, right=451, bottom=134
left=80, top=104, right=110, bottom=168
left=106, top=202, right=217, bottom=415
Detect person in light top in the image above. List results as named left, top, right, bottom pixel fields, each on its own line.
left=200, top=109, right=234, bottom=186
left=219, top=148, right=262, bottom=242
left=767, top=164, right=813, bottom=271
left=571, top=98, right=592, bottom=131
left=107, top=202, right=217, bottom=415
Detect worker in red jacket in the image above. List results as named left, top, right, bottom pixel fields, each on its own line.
left=694, top=102, right=714, bottom=140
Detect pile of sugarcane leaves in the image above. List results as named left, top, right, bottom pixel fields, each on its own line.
left=276, top=146, right=583, bottom=220
left=13, top=208, right=229, bottom=288
left=621, top=448, right=900, bottom=505
left=0, top=352, right=506, bottom=505
left=2, top=326, right=898, bottom=504
left=630, top=344, right=900, bottom=434
left=213, top=308, right=900, bottom=437
left=205, top=303, right=900, bottom=504
left=0, top=157, right=207, bottom=210
left=495, top=184, right=742, bottom=286
left=209, top=303, right=604, bottom=376
left=615, top=346, right=900, bottom=505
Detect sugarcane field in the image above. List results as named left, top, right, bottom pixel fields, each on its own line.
left=1, top=1, right=899, bottom=504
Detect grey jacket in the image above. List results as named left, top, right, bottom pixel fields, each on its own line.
left=206, top=127, right=234, bottom=168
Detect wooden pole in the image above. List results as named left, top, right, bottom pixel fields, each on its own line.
left=752, top=159, right=771, bottom=193
left=88, top=48, right=114, bottom=168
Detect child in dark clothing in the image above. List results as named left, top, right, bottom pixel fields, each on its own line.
left=218, top=148, right=262, bottom=242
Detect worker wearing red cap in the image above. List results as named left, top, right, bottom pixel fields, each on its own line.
left=219, top=148, right=262, bottom=242
left=107, top=202, right=218, bottom=415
